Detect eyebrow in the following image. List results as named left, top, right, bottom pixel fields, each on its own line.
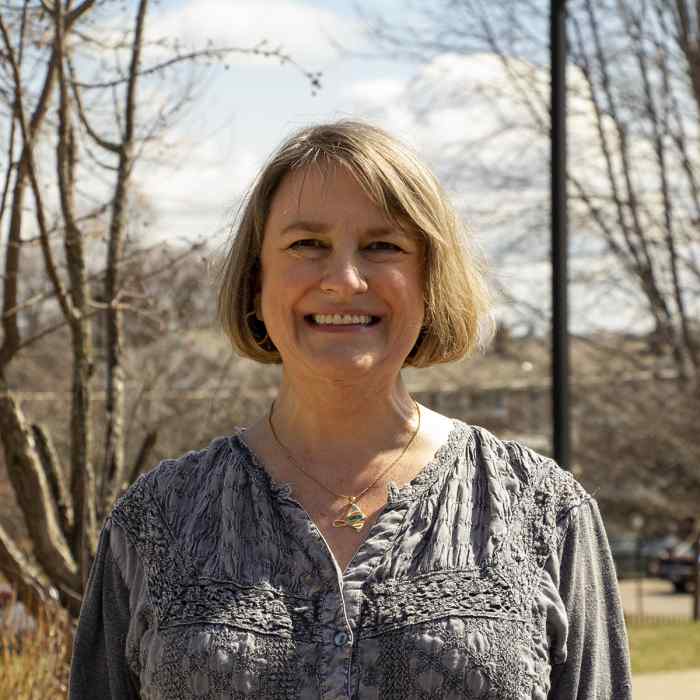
left=279, top=220, right=410, bottom=239
left=280, top=220, right=329, bottom=236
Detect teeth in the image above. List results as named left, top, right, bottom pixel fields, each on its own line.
left=312, top=314, right=373, bottom=325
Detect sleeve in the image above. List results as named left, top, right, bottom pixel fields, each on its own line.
left=69, top=518, right=140, bottom=699
left=548, top=498, right=632, bottom=699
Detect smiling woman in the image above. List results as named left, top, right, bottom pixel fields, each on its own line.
left=69, top=121, right=632, bottom=699
left=255, top=164, right=426, bottom=380
left=217, top=122, right=492, bottom=370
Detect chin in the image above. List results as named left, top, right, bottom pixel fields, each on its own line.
left=305, top=351, right=387, bottom=379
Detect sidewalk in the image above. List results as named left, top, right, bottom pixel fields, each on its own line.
left=633, top=669, right=700, bottom=699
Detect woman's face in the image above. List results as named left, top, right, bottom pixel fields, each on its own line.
left=258, top=165, right=425, bottom=383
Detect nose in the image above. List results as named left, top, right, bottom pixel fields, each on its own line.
left=320, top=252, right=368, bottom=297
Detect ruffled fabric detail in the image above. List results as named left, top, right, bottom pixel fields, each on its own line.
left=232, top=431, right=348, bottom=590
left=105, top=420, right=595, bottom=700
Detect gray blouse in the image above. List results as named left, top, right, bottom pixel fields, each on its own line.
left=69, top=421, right=632, bottom=699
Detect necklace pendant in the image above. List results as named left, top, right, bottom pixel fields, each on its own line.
left=333, top=500, right=366, bottom=531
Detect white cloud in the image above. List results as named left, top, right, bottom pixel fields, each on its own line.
left=342, top=77, right=406, bottom=105
left=343, top=53, right=549, bottom=165
left=134, top=125, right=263, bottom=244
left=120, top=0, right=371, bottom=244
left=336, top=50, right=671, bottom=332
left=148, top=0, right=366, bottom=66
left=341, top=51, right=650, bottom=224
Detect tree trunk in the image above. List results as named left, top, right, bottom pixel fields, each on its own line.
left=101, top=0, right=149, bottom=515
left=0, top=379, right=79, bottom=592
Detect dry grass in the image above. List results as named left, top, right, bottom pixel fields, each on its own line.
left=0, top=595, right=73, bottom=700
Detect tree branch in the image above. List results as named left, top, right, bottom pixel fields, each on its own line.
left=0, top=521, right=55, bottom=607
left=0, top=0, right=93, bottom=369
left=0, top=377, right=79, bottom=591
left=622, top=1, right=698, bottom=373
left=52, top=0, right=97, bottom=586
left=570, top=13, right=645, bottom=276
left=101, top=0, right=147, bottom=515
left=673, top=0, right=700, bottom=113
left=72, top=42, right=322, bottom=94
left=32, top=423, right=74, bottom=539
left=584, top=0, right=678, bottom=356
left=0, top=16, right=74, bottom=327
left=67, top=53, right=120, bottom=153
left=126, top=429, right=157, bottom=490
left=0, top=1, right=26, bottom=237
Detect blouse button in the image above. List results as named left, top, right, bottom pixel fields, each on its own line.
left=333, top=631, right=349, bottom=646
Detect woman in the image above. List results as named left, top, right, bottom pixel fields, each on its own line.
left=70, top=121, right=632, bottom=699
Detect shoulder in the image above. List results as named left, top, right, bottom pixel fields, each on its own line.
left=455, top=423, right=596, bottom=569
left=110, top=433, right=243, bottom=536
left=466, top=423, right=591, bottom=521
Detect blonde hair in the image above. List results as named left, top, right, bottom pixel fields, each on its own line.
left=217, top=120, right=492, bottom=367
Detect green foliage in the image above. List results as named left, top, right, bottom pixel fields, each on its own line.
left=628, top=620, right=700, bottom=674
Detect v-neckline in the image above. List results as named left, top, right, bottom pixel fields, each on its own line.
left=233, top=420, right=472, bottom=577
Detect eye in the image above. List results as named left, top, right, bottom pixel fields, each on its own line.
left=365, top=241, right=403, bottom=252
left=289, top=238, right=326, bottom=250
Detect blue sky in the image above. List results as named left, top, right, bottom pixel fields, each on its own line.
left=134, top=0, right=419, bottom=240
left=119, top=0, right=653, bottom=334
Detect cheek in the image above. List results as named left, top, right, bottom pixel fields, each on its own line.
left=259, top=263, right=314, bottom=321
left=386, top=269, right=425, bottom=316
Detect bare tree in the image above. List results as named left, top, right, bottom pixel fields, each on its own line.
left=0, top=0, right=319, bottom=614
left=359, top=0, right=699, bottom=379
left=357, top=0, right=700, bottom=519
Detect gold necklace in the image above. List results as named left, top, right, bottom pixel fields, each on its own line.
left=267, top=400, right=421, bottom=532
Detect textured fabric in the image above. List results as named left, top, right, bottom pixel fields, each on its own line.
left=69, top=421, right=632, bottom=699
left=70, top=521, right=140, bottom=698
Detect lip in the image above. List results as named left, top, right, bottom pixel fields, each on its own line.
left=303, top=313, right=382, bottom=331
left=305, top=311, right=381, bottom=317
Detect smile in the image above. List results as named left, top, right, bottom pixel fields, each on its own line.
left=307, top=314, right=379, bottom=326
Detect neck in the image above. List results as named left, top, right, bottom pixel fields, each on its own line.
left=266, top=371, right=419, bottom=490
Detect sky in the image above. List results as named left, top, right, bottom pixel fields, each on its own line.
left=135, top=0, right=420, bottom=245
left=92, top=0, right=656, bottom=335
left=129, top=1, right=540, bottom=261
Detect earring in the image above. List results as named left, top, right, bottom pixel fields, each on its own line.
left=254, top=330, right=271, bottom=348
left=246, top=309, right=272, bottom=350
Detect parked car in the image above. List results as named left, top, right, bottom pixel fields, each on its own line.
left=656, top=541, right=699, bottom=593
left=609, top=535, right=642, bottom=579
left=609, top=534, right=679, bottom=579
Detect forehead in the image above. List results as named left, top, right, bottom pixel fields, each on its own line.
left=265, top=164, right=390, bottom=230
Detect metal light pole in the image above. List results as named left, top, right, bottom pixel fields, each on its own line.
left=551, top=0, right=570, bottom=468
